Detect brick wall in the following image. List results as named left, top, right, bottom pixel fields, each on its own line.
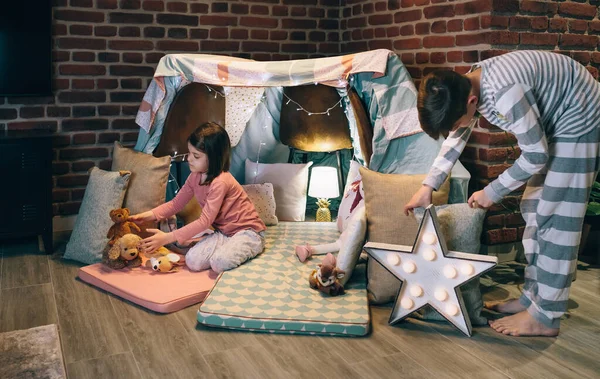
left=344, top=0, right=600, bottom=246
left=2, top=0, right=598, bottom=245
left=0, top=0, right=343, bottom=217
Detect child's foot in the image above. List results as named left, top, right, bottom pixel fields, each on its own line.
left=484, top=299, right=527, bottom=314
left=295, top=244, right=314, bottom=262
left=488, top=311, right=559, bottom=337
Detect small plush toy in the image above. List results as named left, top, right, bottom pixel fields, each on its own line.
left=145, top=253, right=183, bottom=273
left=103, top=233, right=143, bottom=270
left=308, top=253, right=346, bottom=296
left=107, top=208, right=141, bottom=246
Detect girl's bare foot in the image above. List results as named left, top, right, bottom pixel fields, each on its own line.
left=484, top=299, right=527, bottom=314
left=489, top=311, right=559, bottom=337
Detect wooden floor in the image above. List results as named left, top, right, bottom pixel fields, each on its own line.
left=1, top=235, right=599, bottom=379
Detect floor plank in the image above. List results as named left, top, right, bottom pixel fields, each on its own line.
left=0, top=283, right=58, bottom=332
left=371, top=307, right=511, bottom=379
left=110, top=297, right=217, bottom=379
left=203, top=345, right=288, bottom=379
left=49, top=258, right=131, bottom=364
left=3, top=235, right=600, bottom=379
left=350, top=352, right=434, bottom=379
left=1, top=250, right=50, bottom=289
left=176, top=305, right=260, bottom=355
left=66, top=353, right=143, bottom=379
left=253, top=332, right=364, bottom=379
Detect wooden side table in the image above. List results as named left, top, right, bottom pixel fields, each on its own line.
left=0, top=130, right=53, bottom=253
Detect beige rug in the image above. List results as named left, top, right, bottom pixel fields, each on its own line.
left=0, top=324, right=67, bottom=379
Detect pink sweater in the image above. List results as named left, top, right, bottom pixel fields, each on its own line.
left=152, top=171, right=266, bottom=244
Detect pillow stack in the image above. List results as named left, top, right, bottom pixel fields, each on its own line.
left=64, top=142, right=171, bottom=264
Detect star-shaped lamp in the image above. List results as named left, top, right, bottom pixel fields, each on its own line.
left=364, top=205, right=497, bottom=336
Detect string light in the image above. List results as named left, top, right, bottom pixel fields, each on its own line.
left=205, top=82, right=343, bottom=117
left=204, top=84, right=226, bottom=98
left=282, top=92, right=343, bottom=117
left=168, top=150, right=187, bottom=195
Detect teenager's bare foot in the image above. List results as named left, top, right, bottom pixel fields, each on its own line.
left=489, top=311, right=559, bottom=337
left=484, top=299, right=527, bottom=314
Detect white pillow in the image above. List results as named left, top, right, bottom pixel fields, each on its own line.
left=337, top=206, right=367, bottom=286
left=337, top=160, right=365, bottom=232
left=242, top=183, right=278, bottom=226
left=244, top=159, right=313, bottom=221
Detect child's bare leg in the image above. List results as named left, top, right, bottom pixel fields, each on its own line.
left=484, top=299, right=527, bottom=314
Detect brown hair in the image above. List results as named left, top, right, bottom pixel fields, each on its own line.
left=417, top=70, right=472, bottom=139
left=188, top=122, right=231, bottom=185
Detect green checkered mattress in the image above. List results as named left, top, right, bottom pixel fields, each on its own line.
left=197, top=222, right=370, bottom=336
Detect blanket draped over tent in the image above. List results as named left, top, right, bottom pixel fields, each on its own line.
left=133, top=49, right=470, bottom=204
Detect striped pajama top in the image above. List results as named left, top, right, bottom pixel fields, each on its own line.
left=423, top=50, right=600, bottom=203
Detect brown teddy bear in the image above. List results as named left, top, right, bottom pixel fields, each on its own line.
left=103, top=233, right=143, bottom=270
left=107, top=208, right=141, bottom=246
left=308, top=253, right=345, bottom=296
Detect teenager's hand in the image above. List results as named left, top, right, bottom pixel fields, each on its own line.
left=140, top=229, right=175, bottom=254
left=468, top=190, right=494, bottom=209
left=128, top=211, right=156, bottom=224
left=403, top=185, right=434, bottom=216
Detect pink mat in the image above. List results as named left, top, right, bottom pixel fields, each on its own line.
left=78, top=260, right=218, bottom=313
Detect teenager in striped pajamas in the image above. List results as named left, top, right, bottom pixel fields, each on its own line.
left=404, top=50, right=600, bottom=337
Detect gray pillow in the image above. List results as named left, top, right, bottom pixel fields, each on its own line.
left=413, top=204, right=488, bottom=325
left=64, top=168, right=131, bottom=264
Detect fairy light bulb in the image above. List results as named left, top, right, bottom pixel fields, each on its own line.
left=446, top=304, right=459, bottom=316
left=410, top=285, right=423, bottom=297
left=461, top=264, right=475, bottom=276
left=401, top=297, right=414, bottom=309
left=434, top=288, right=448, bottom=301
left=423, top=249, right=437, bottom=261
left=386, top=253, right=400, bottom=266
left=444, top=265, right=457, bottom=279
left=403, top=261, right=416, bottom=274
left=423, top=233, right=436, bottom=245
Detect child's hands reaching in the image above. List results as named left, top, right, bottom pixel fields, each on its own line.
left=403, top=185, right=434, bottom=216
left=128, top=211, right=156, bottom=224
left=468, top=190, right=494, bottom=209
left=140, top=229, right=176, bottom=254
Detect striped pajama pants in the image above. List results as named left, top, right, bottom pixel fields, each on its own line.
left=519, top=126, right=600, bottom=328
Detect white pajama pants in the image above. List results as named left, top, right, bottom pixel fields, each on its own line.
left=185, top=229, right=265, bottom=273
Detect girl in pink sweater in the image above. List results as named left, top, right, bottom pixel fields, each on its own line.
left=130, top=122, right=266, bottom=273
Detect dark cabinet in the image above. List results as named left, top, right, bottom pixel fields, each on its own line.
left=0, top=131, right=53, bottom=253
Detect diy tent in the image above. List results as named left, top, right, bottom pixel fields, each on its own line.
left=133, top=49, right=470, bottom=203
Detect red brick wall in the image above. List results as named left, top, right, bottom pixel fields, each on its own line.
left=344, top=0, right=600, bottom=246
left=0, top=0, right=343, bottom=217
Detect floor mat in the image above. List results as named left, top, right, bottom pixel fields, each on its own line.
left=197, top=222, right=370, bottom=336
left=78, top=257, right=217, bottom=313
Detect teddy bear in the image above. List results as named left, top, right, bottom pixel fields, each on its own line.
left=103, top=233, right=143, bottom=270
left=308, top=253, right=346, bottom=296
left=107, top=208, right=141, bottom=246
